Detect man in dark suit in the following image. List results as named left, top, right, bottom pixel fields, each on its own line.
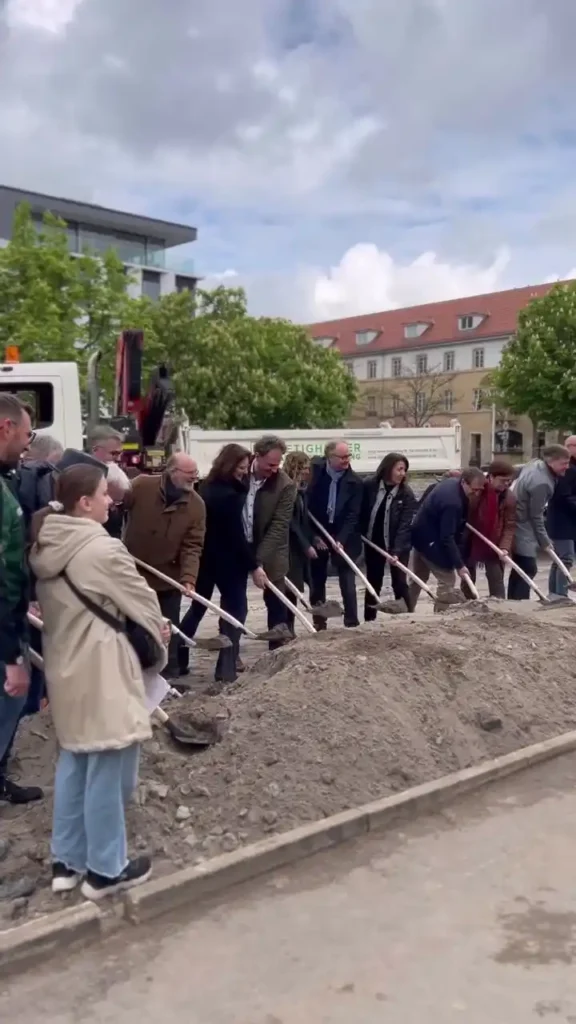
left=547, top=434, right=576, bottom=597
left=307, top=440, right=363, bottom=629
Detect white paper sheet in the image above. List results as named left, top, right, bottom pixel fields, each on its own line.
left=143, top=670, right=170, bottom=713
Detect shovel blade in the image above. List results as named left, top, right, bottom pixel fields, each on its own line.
left=311, top=600, right=343, bottom=619
left=193, top=635, right=233, bottom=651
left=375, top=598, right=408, bottom=616
left=255, top=622, right=294, bottom=643
left=166, top=715, right=220, bottom=749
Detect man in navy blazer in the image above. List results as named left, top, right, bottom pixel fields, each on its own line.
left=307, top=441, right=363, bottom=628
left=410, top=466, right=485, bottom=607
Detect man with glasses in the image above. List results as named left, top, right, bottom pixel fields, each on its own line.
left=88, top=426, right=130, bottom=538
left=409, top=466, right=485, bottom=608
left=123, top=453, right=205, bottom=677
left=307, top=440, right=364, bottom=629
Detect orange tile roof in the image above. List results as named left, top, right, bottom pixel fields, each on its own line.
left=307, top=282, right=559, bottom=356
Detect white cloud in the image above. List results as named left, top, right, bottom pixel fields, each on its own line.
left=5, top=0, right=83, bottom=33
left=204, top=243, right=513, bottom=321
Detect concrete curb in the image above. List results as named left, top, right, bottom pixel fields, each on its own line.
left=3, top=728, right=576, bottom=971
left=124, top=728, right=576, bottom=923
left=0, top=902, right=103, bottom=974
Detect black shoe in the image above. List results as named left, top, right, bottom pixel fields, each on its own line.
left=52, top=862, right=81, bottom=894
left=81, top=856, right=152, bottom=902
left=236, top=657, right=246, bottom=673
left=0, top=778, right=44, bottom=805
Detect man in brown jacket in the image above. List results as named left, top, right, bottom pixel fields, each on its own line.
left=244, top=436, right=296, bottom=649
left=463, top=459, right=516, bottom=599
left=123, top=453, right=206, bottom=675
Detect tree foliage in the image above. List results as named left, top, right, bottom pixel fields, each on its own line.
left=0, top=203, right=128, bottom=365
left=105, top=286, right=357, bottom=429
left=0, top=204, right=356, bottom=429
left=492, top=283, right=576, bottom=430
left=380, top=362, right=457, bottom=427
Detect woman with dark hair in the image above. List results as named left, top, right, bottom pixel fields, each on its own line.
left=360, top=452, right=417, bottom=617
left=283, top=451, right=316, bottom=634
left=29, top=464, right=167, bottom=901
left=178, top=443, right=268, bottom=682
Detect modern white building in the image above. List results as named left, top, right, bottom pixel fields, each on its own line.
left=0, top=184, right=198, bottom=300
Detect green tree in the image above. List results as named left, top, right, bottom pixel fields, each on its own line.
left=0, top=202, right=130, bottom=365
left=492, top=282, right=576, bottom=430
left=125, top=287, right=356, bottom=428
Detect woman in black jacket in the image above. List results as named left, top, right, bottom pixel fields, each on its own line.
left=179, top=443, right=267, bottom=682
left=361, top=452, right=417, bottom=617
left=284, top=451, right=316, bottom=634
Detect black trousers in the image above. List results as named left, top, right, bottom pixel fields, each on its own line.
left=363, top=546, right=412, bottom=620
left=310, top=550, right=359, bottom=629
left=462, top=559, right=505, bottom=599
left=179, top=568, right=248, bottom=680
left=263, top=581, right=289, bottom=650
left=157, top=590, right=183, bottom=676
left=507, top=554, right=537, bottom=600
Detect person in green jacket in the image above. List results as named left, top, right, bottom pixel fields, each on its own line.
left=0, top=394, right=38, bottom=805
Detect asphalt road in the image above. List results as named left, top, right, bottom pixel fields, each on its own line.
left=3, top=751, right=576, bottom=1022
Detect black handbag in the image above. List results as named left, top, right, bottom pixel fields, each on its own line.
left=60, top=571, right=162, bottom=671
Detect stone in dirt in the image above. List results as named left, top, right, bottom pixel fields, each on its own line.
left=6, top=601, right=576, bottom=926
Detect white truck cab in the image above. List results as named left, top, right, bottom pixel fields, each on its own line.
left=0, top=359, right=83, bottom=451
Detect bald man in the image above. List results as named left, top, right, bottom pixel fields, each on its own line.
left=123, top=453, right=206, bottom=677
left=546, top=435, right=576, bottom=598
left=307, top=439, right=364, bottom=629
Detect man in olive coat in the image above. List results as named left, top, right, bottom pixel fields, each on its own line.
left=245, top=436, right=296, bottom=648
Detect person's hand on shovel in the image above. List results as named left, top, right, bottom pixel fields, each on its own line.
left=182, top=582, right=195, bottom=598
left=252, top=567, right=268, bottom=590
left=161, top=620, right=172, bottom=646
left=314, top=537, right=328, bottom=552
left=306, top=546, right=318, bottom=560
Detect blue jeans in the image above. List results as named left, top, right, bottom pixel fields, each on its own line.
left=548, top=539, right=575, bottom=597
left=51, top=744, right=140, bottom=879
left=0, top=663, right=27, bottom=769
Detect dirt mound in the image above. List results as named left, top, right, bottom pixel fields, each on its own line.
left=2, top=600, right=576, bottom=926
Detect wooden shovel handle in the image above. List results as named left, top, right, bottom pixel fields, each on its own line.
left=361, top=535, right=435, bottom=600
left=265, top=579, right=316, bottom=633
left=134, top=558, right=258, bottom=640
left=284, top=576, right=312, bottom=613
left=465, top=523, right=548, bottom=603
left=309, top=513, right=380, bottom=601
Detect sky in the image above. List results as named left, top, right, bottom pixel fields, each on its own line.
left=1, top=0, right=576, bottom=321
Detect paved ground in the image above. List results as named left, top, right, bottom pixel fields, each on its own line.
left=3, top=751, right=576, bottom=1022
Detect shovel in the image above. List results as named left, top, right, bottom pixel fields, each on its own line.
left=308, top=513, right=382, bottom=603
left=465, top=524, right=550, bottom=604
left=264, top=580, right=317, bottom=634
left=284, top=577, right=343, bottom=619
left=548, top=548, right=576, bottom=594
left=150, top=706, right=218, bottom=749
left=170, top=621, right=232, bottom=652
left=361, top=535, right=435, bottom=610
left=134, top=558, right=291, bottom=644
left=27, top=615, right=208, bottom=751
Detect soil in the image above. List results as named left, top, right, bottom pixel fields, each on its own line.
left=2, top=599, right=576, bottom=928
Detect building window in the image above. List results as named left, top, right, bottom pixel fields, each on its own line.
left=459, top=314, right=484, bottom=331
left=444, top=390, right=454, bottom=413
left=78, top=225, right=148, bottom=266
left=356, top=329, right=379, bottom=346
left=367, top=395, right=376, bottom=415
left=346, top=362, right=355, bottom=376
left=175, top=275, right=196, bottom=295
left=141, top=269, right=161, bottom=302
left=313, top=336, right=335, bottom=348
left=391, top=357, right=402, bottom=378
left=472, top=347, right=485, bottom=369
left=472, top=388, right=484, bottom=411
left=367, top=359, right=377, bottom=379
left=404, top=322, right=430, bottom=339
left=392, top=395, right=400, bottom=415
left=416, top=392, right=426, bottom=415
left=443, top=350, right=455, bottom=372
left=416, top=354, right=428, bottom=374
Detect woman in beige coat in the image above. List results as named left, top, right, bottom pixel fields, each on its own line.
left=30, top=463, right=167, bottom=901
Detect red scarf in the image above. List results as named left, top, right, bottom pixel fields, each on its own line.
left=469, top=486, right=500, bottom=561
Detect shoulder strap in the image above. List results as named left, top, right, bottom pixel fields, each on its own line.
left=59, top=571, right=125, bottom=635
